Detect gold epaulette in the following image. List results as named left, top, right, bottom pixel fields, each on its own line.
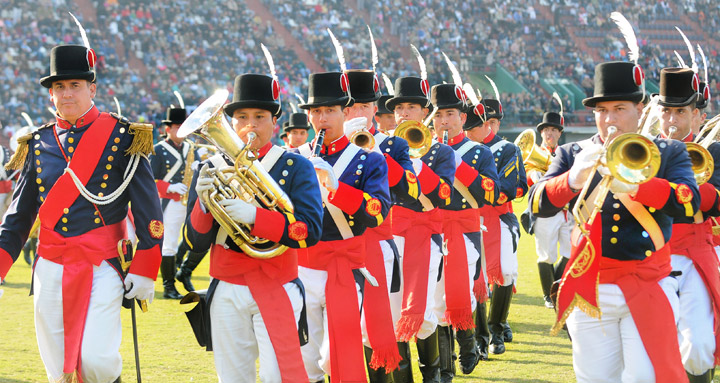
left=126, top=123, right=155, bottom=156
left=5, top=133, right=33, bottom=171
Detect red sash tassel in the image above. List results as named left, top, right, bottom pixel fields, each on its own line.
left=442, top=209, right=481, bottom=330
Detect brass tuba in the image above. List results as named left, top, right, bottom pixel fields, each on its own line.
left=177, top=90, right=294, bottom=259
left=394, top=120, right=433, bottom=158
left=514, top=129, right=552, bottom=173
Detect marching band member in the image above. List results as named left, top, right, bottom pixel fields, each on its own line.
left=432, top=83, right=501, bottom=377
left=0, top=41, right=162, bottom=382
left=375, top=93, right=396, bottom=134
left=531, top=61, right=698, bottom=382
left=296, top=71, right=391, bottom=383
left=183, top=72, right=323, bottom=382
left=657, top=67, right=720, bottom=382
left=284, top=112, right=311, bottom=148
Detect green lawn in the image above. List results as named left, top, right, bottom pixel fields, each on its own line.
left=0, top=200, right=577, bottom=382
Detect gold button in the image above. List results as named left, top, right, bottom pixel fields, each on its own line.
left=40, top=196, right=44, bottom=202
left=34, top=134, right=40, bottom=140
left=349, top=221, right=354, bottom=227
left=94, top=218, right=101, bottom=224
left=68, top=147, right=74, bottom=153
left=94, top=210, right=99, bottom=216
left=63, top=208, right=69, bottom=214
left=34, top=150, right=40, bottom=155
left=36, top=178, right=42, bottom=184
left=613, top=214, right=620, bottom=221
left=112, top=146, right=118, bottom=152
left=107, top=156, right=114, bottom=162
left=62, top=227, right=68, bottom=232
left=287, top=159, right=294, bottom=166
left=98, top=193, right=104, bottom=197
left=611, top=226, right=619, bottom=232
left=649, top=207, right=656, bottom=213
left=279, top=179, right=285, bottom=185
left=610, top=237, right=618, bottom=244
left=106, top=164, right=112, bottom=170
left=114, top=138, right=121, bottom=143
left=472, top=160, right=477, bottom=164
left=39, top=186, right=45, bottom=192
left=36, top=160, right=41, bottom=165
left=62, top=218, right=68, bottom=223
left=101, top=183, right=107, bottom=188
left=103, top=174, right=109, bottom=180
left=645, top=250, right=652, bottom=257
left=68, top=137, right=74, bottom=143
left=36, top=167, right=42, bottom=173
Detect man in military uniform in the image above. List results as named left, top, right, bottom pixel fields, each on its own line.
left=431, top=83, right=501, bottom=378
left=375, top=93, right=396, bottom=134
left=285, top=112, right=311, bottom=148
left=279, top=129, right=289, bottom=147
left=530, top=61, right=698, bottom=382
left=296, top=71, right=391, bottom=383
left=0, top=141, right=13, bottom=220
left=183, top=73, right=323, bottom=382
left=151, top=104, right=197, bottom=299
left=0, top=43, right=162, bottom=382
left=657, top=67, right=720, bottom=382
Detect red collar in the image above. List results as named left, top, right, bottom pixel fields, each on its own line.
left=256, top=141, right=273, bottom=159
left=660, top=131, right=693, bottom=142
left=367, top=126, right=377, bottom=135
left=482, top=130, right=496, bottom=144
left=543, top=143, right=556, bottom=154
left=447, top=131, right=466, bottom=146
left=321, top=135, right=349, bottom=155
left=56, top=105, right=100, bottom=130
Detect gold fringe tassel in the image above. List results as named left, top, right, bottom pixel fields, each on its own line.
left=5, top=133, right=33, bottom=171
left=126, top=123, right=155, bottom=156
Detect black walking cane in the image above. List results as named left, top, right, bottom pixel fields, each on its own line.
left=119, top=239, right=147, bottom=383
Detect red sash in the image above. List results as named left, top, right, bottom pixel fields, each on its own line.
left=477, top=205, right=502, bottom=286
left=442, top=209, right=481, bottom=330
left=300, top=237, right=366, bottom=382
left=669, top=222, right=720, bottom=365
left=210, top=246, right=307, bottom=381
left=392, top=206, right=443, bottom=340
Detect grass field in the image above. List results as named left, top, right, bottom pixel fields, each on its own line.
left=1, top=200, right=578, bottom=382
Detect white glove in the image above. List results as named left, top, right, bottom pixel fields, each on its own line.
left=454, top=152, right=463, bottom=168
left=167, top=183, right=188, bottom=195
left=124, top=273, right=155, bottom=303
left=310, top=157, right=339, bottom=192
left=344, top=117, right=368, bottom=139
left=195, top=164, right=215, bottom=196
left=218, top=199, right=257, bottom=225
left=598, top=166, right=639, bottom=195
left=411, top=158, right=423, bottom=175
left=529, top=169, right=543, bottom=184
left=191, top=160, right=200, bottom=171
left=568, top=144, right=604, bottom=190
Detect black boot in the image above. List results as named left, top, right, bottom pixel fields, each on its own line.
left=488, top=284, right=513, bottom=354
left=455, top=323, right=480, bottom=374
left=392, top=342, right=413, bottom=383
left=538, top=263, right=556, bottom=309
left=176, top=251, right=206, bottom=292
left=437, top=325, right=455, bottom=383
left=474, top=302, right=489, bottom=361
left=161, top=256, right=183, bottom=299
left=113, top=377, right=121, bottom=383
left=175, top=241, right=190, bottom=270
left=554, top=257, right=569, bottom=281
left=365, top=346, right=393, bottom=383
left=687, top=369, right=713, bottom=383
left=417, top=330, right=440, bottom=383
left=500, top=285, right=514, bottom=343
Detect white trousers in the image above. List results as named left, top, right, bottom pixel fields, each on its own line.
left=361, top=239, right=396, bottom=346
left=566, top=278, right=679, bottom=383
left=534, top=210, right=573, bottom=264
left=387, top=235, right=442, bottom=340
left=210, top=280, right=303, bottom=383
left=671, top=254, right=716, bottom=375
left=161, top=199, right=186, bottom=256
left=298, top=266, right=363, bottom=381
left=433, top=233, right=481, bottom=326
left=34, top=258, right=124, bottom=383
left=499, top=221, right=518, bottom=286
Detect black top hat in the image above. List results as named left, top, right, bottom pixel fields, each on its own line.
left=40, top=45, right=97, bottom=88
left=346, top=70, right=381, bottom=103
left=483, top=99, right=503, bottom=120
left=280, top=131, right=288, bottom=139
left=376, top=95, right=393, bottom=115
left=299, top=72, right=354, bottom=109
left=162, top=107, right=187, bottom=125
left=582, top=61, right=645, bottom=107
left=430, top=83, right=467, bottom=111
left=536, top=112, right=564, bottom=132
left=385, top=76, right=431, bottom=111
left=463, top=102, right=487, bottom=131
left=224, top=74, right=282, bottom=117
left=284, top=113, right=310, bottom=132
left=656, top=67, right=699, bottom=107
left=697, top=81, right=710, bottom=109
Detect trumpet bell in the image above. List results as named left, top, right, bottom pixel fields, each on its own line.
left=351, top=129, right=375, bottom=150
left=605, top=133, right=661, bottom=184
left=685, top=142, right=714, bottom=185
left=514, top=129, right=552, bottom=173
left=394, top=120, right=433, bottom=158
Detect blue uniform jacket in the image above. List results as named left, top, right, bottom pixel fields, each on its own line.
left=445, top=134, right=500, bottom=211
left=394, top=141, right=455, bottom=212
left=150, top=139, right=199, bottom=209
left=484, top=132, right=528, bottom=205
left=371, top=127, right=419, bottom=205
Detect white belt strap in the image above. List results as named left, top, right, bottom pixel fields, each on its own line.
left=489, top=139, right=509, bottom=154
left=372, top=131, right=389, bottom=154
left=322, top=144, right=362, bottom=239
left=158, top=141, right=183, bottom=182
left=260, top=146, right=285, bottom=172
left=453, top=141, right=480, bottom=208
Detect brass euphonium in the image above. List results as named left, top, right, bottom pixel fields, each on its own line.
left=514, top=129, right=552, bottom=173
left=394, top=120, right=433, bottom=158
left=177, top=90, right=294, bottom=259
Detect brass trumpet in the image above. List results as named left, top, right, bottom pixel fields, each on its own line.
left=514, top=129, right=552, bottom=173
left=394, top=120, right=433, bottom=158
left=685, top=143, right=714, bottom=185
left=350, top=129, right=375, bottom=150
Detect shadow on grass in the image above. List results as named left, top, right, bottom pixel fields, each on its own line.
left=0, top=378, right=37, bottom=383
left=1, top=281, right=32, bottom=290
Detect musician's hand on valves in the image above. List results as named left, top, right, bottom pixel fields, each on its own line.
left=167, top=183, right=188, bottom=195
left=411, top=158, right=423, bottom=175
left=343, top=117, right=368, bottom=139
left=568, top=144, right=604, bottom=190
left=124, top=273, right=155, bottom=303
left=219, top=199, right=257, bottom=225
left=310, top=157, right=339, bottom=192
left=195, top=164, right=215, bottom=195
left=598, top=166, right=639, bottom=195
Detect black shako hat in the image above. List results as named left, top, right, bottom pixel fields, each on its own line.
left=224, top=74, right=282, bottom=118
left=284, top=113, right=310, bottom=132
left=483, top=99, right=503, bottom=120
left=697, top=81, right=711, bottom=109
left=656, top=67, right=699, bottom=107
left=376, top=95, right=393, bottom=115
left=346, top=70, right=381, bottom=103
left=40, top=45, right=97, bottom=88
left=385, top=76, right=431, bottom=111
left=430, top=83, right=467, bottom=111
left=536, top=112, right=564, bottom=132
left=583, top=61, right=645, bottom=107
left=299, top=72, right=354, bottom=109
left=162, top=107, right=187, bottom=125
left=463, top=102, right=487, bottom=131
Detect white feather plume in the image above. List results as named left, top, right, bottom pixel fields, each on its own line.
left=113, top=97, right=122, bottom=116
left=674, top=50, right=688, bottom=68
left=173, top=91, right=185, bottom=109
left=69, top=12, right=90, bottom=49
left=442, top=52, right=463, bottom=86
left=382, top=73, right=395, bottom=95
left=290, top=103, right=298, bottom=114
left=476, top=89, right=483, bottom=101
left=675, top=27, right=697, bottom=73
left=260, top=43, right=277, bottom=80
left=327, top=29, right=347, bottom=72
left=463, top=83, right=480, bottom=106
left=367, top=26, right=378, bottom=73
left=610, top=12, right=639, bottom=64
left=698, top=44, right=709, bottom=84
left=47, top=107, right=56, bottom=115
left=21, top=112, right=34, bottom=128
left=552, top=92, right=563, bottom=117
left=294, top=93, right=306, bottom=105
left=410, top=44, right=427, bottom=80
left=485, top=75, right=500, bottom=101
